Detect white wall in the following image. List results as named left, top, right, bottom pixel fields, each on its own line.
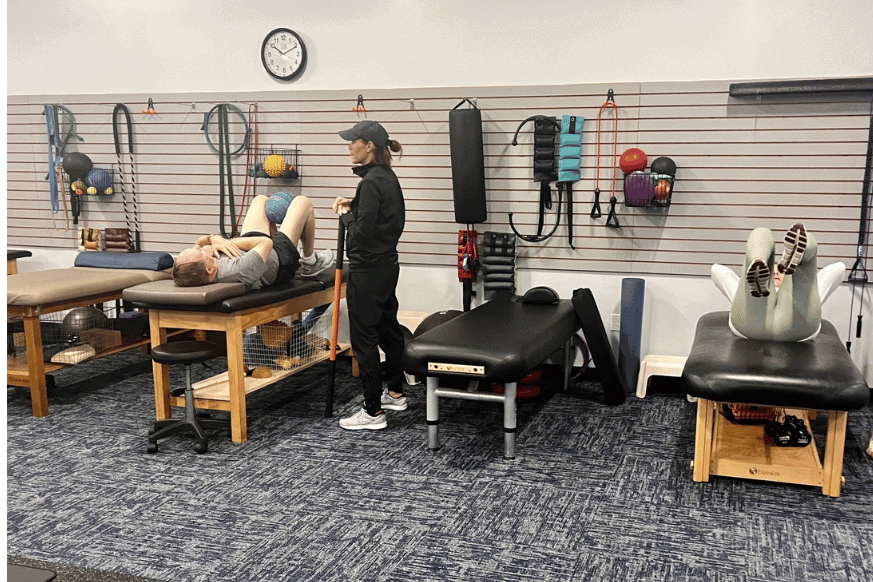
left=7, top=0, right=873, bottom=383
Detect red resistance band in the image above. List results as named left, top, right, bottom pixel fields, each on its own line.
left=457, top=229, right=478, bottom=281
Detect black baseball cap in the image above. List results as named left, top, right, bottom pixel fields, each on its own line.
left=338, top=120, right=389, bottom=148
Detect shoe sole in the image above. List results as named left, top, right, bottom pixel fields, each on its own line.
left=746, top=258, right=770, bottom=298
left=381, top=402, right=408, bottom=411
left=339, top=421, right=387, bottom=431
left=299, top=263, right=335, bottom=279
left=777, top=223, right=807, bottom=275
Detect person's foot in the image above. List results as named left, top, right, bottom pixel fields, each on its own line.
left=299, top=249, right=335, bottom=278
left=338, top=408, right=387, bottom=430
left=380, top=389, right=408, bottom=411
left=746, top=258, right=770, bottom=297
left=777, top=223, right=807, bottom=275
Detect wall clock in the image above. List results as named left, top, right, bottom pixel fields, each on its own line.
left=261, top=28, right=307, bottom=81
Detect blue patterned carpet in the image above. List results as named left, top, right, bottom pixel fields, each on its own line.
left=7, top=350, right=873, bottom=582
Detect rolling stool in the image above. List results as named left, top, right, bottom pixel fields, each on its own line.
left=147, top=340, right=229, bottom=454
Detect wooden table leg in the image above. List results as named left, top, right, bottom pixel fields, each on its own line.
left=693, top=398, right=715, bottom=482
left=822, top=410, right=848, bottom=497
left=149, top=314, right=171, bottom=420
left=226, top=318, right=247, bottom=443
left=22, top=314, right=48, bottom=417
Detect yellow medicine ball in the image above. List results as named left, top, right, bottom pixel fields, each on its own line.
left=264, top=155, right=287, bottom=178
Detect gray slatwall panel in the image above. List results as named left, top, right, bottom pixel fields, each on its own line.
left=8, top=81, right=870, bottom=278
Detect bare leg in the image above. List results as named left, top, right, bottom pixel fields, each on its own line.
left=241, top=194, right=272, bottom=235
left=730, top=227, right=777, bottom=339
left=278, top=195, right=315, bottom=257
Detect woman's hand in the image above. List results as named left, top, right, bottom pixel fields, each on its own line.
left=332, top=196, right=351, bottom=215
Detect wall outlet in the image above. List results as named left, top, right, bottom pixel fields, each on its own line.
left=611, top=313, right=621, bottom=331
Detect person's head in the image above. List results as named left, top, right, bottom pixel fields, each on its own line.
left=773, top=268, right=784, bottom=289
left=338, top=120, right=402, bottom=167
left=172, top=246, right=217, bottom=287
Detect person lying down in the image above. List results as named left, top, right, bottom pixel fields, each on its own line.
left=710, top=223, right=845, bottom=342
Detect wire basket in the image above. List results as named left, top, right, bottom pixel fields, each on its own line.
left=70, top=166, right=115, bottom=197
left=8, top=304, right=120, bottom=364
left=249, top=147, right=301, bottom=179
left=241, top=306, right=331, bottom=375
left=623, top=172, right=675, bottom=207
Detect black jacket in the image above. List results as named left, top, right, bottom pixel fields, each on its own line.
left=341, top=163, right=405, bottom=271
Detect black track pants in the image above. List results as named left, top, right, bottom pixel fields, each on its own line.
left=347, top=263, right=405, bottom=416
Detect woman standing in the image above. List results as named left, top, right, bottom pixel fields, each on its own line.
left=334, top=120, right=407, bottom=430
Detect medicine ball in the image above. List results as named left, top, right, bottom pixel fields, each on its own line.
left=85, top=167, right=112, bottom=191
left=650, top=156, right=677, bottom=176
left=62, top=307, right=108, bottom=339
left=619, top=148, right=647, bottom=174
left=265, top=191, right=295, bottom=224
left=62, top=152, right=93, bottom=180
left=413, top=310, right=463, bottom=338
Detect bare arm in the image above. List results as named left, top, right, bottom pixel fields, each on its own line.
left=204, top=234, right=273, bottom=262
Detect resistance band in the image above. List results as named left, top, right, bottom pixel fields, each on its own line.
left=846, top=97, right=872, bottom=352
left=203, top=104, right=249, bottom=238
left=43, top=104, right=83, bottom=214
left=238, top=103, right=260, bottom=232
left=592, top=90, right=620, bottom=228
left=458, top=227, right=480, bottom=311
left=113, top=104, right=140, bottom=252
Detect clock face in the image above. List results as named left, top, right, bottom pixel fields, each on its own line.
left=261, top=28, right=307, bottom=80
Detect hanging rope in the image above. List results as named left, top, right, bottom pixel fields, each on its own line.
left=592, top=90, right=619, bottom=224
left=113, top=103, right=140, bottom=251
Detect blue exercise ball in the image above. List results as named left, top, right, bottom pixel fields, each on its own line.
left=265, top=192, right=295, bottom=224
left=85, top=168, right=112, bottom=190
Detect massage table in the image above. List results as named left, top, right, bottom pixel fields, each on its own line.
left=7, top=265, right=172, bottom=417
left=7, top=249, right=32, bottom=275
left=123, top=268, right=349, bottom=444
left=682, top=312, right=870, bottom=497
left=403, top=287, right=627, bottom=459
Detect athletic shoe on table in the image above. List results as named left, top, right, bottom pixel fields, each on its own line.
left=381, top=388, right=408, bottom=411
left=339, top=408, right=387, bottom=430
left=299, top=249, right=335, bottom=278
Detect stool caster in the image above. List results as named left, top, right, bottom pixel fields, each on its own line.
left=147, top=441, right=158, bottom=454
left=194, top=440, right=208, bottom=454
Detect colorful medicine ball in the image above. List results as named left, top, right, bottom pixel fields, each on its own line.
left=264, top=155, right=287, bottom=178
left=62, top=152, right=93, bottom=179
left=265, top=191, right=295, bottom=223
left=619, top=148, right=648, bottom=174
left=650, top=156, right=677, bottom=176
left=85, top=167, right=112, bottom=190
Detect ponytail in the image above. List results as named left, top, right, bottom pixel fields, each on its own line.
left=374, top=139, right=402, bottom=166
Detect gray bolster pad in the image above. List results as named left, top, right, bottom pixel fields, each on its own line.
left=484, top=282, right=516, bottom=290
left=482, top=265, right=514, bottom=275
left=482, top=256, right=515, bottom=265
left=123, top=279, right=247, bottom=306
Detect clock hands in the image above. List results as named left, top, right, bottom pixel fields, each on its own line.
left=269, top=41, right=299, bottom=56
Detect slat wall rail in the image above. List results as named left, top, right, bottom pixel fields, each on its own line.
left=7, top=81, right=871, bottom=277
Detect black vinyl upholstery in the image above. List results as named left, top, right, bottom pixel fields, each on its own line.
left=682, top=312, right=869, bottom=410
left=403, top=293, right=579, bottom=384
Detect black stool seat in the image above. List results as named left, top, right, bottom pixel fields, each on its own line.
left=147, top=340, right=228, bottom=454
left=150, top=340, right=221, bottom=365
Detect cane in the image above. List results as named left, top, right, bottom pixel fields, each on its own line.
left=325, top=218, right=346, bottom=417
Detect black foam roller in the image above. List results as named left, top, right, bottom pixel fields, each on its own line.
left=618, top=278, right=645, bottom=394
left=449, top=106, right=487, bottom=224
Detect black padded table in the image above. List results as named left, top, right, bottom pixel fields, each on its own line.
left=7, top=249, right=32, bottom=275
left=124, top=269, right=347, bottom=444
left=682, top=311, right=870, bottom=496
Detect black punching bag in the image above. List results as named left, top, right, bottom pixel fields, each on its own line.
left=449, top=100, right=487, bottom=224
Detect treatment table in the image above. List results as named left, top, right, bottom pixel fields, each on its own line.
left=124, top=269, right=349, bottom=444
left=7, top=266, right=172, bottom=417
left=682, top=312, right=870, bottom=497
left=403, top=287, right=627, bottom=458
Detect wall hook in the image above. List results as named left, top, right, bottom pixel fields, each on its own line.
left=142, top=98, right=157, bottom=115
left=353, top=94, right=366, bottom=112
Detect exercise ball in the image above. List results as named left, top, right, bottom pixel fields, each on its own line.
left=62, top=152, right=93, bottom=179
left=71, top=180, right=86, bottom=195
left=62, top=307, right=108, bottom=339
left=86, top=187, right=97, bottom=195
left=619, top=148, right=647, bottom=174
left=85, top=167, right=112, bottom=190
left=264, top=155, right=287, bottom=178
left=650, top=156, right=677, bottom=176
left=414, top=310, right=463, bottom=338
left=265, top=191, right=295, bottom=223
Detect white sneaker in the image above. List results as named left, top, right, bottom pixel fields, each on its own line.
left=299, top=249, right=335, bottom=278
left=339, top=408, right=387, bottom=430
left=381, top=389, right=408, bottom=411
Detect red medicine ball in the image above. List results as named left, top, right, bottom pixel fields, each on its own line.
left=619, top=148, right=647, bottom=174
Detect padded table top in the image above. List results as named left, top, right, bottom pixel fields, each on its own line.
left=7, top=249, right=32, bottom=261
left=7, top=267, right=171, bottom=307
left=403, top=294, right=579, bottom=383
left=682, top=312, right=869, bottom=410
